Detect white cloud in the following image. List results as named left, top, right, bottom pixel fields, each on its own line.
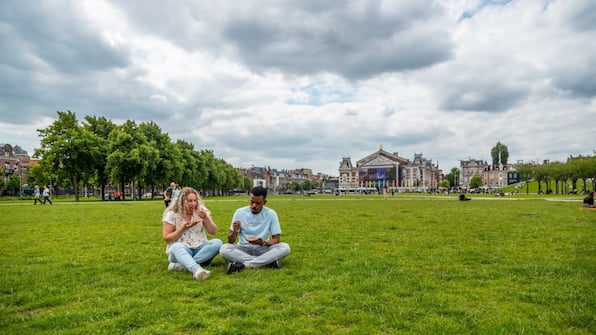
left=0, top=0, right=594, bottom=176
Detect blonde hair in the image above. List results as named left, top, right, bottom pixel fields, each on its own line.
left=164, top=187, right=204, bottom=216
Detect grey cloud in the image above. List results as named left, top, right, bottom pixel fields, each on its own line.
left=558, top=0, right=596, bottom=32
left=222, top=1, right=452, bottom=80
left=108, top=1, right=223, bottom=51
left=214, top=126, right=318, bottom=162
left=440, top=82, right=528, bottom=113
left=0, top=1, right=134, bottom=124
left=552, top=67, right=596, bottom=98
left=0, top=1, right=130, bottom=75
left=549, top=52, right=596, bottom=99
left=366, top=127, right=453, bottom=149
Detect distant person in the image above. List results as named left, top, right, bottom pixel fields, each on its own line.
left=33, top=185, right=42, bottom=205
left=220, top=186, right=291, bottom=274
left=583, top=191, right=595, bottom=208
left=42, top=185, right=52, bottom=204
left=162, top=187, right=222, bottom=280
left=459, top=194, right=471, bottom=201
left=163, top=182, right=177, bottom=208
left=172, top=185, right=181, bottom=202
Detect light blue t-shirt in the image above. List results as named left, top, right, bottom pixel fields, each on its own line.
left=230, top=206, right=282, bottom=245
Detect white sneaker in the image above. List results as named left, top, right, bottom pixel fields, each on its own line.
left=193, top=268, right=211, bottom=280
left=168, top=263, right=185, bottom=271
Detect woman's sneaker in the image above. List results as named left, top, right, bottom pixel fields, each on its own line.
left=168, top=263, right=185, bottom=271
left=193, top=268, right=211, bottom=280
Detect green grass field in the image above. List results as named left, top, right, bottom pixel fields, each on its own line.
left=1, top=194, right=594, bottom=334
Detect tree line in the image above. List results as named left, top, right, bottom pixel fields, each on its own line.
left=515, top=156, right=596, bottom=194
left=442, top=156, right=596, bottom=194
left=440, top=141, right=595, bottom=195
left=28, top=111, right=247, bottom=201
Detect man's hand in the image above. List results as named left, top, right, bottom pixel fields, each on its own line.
left=247, top=236, right=264, bottom=245
left=232, top=220, right=241, bottom=233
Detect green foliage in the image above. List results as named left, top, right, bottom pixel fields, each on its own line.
left=445, top=167, right=460, bottom=187
left=83, top=115, right=117, bottom=199
left=32, top=111, right=244, bottom=200
left=1, top=195, right=593, bottom=334
left=5, top=175, right=21, bottom=194
left=513, top=157, right=596, bottom=194
left=440, top=179, right=450, bottom=188
left=35, top=111, right=102, bottom=201
left=491, top=142, right=509, bottom=166
left=469, top=175, right=483, bottom=188
left=138, top=121, right=180, bottom=192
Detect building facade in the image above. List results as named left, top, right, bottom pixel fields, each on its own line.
left=1, top=143, right=32, bottom=180
left=339, top=145, right=442, bottom=192
left=403, top=153, right=441, bottom=190
left=1, top=143, right=35, bottom=195
left=237, top=165, right=331, bottom=194
left=459, top=158, right=516, bottom=190
left=338, top=157, right=358, bottom=190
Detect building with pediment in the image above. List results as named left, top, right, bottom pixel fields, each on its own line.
left=339, top=145, right=442, bottom=192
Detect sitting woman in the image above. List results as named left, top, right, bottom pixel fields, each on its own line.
left=162, top=187, right=222, bottom=280
left=583, top=191, right=595, bottom=208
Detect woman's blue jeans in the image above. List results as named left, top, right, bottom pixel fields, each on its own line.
left=168, top=239, right=222, bottom=271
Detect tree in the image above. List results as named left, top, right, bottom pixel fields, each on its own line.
left=35, top=111, right=101, bottom=202
left=533, top=163, right=550, bottom=194
left=5, top=175, right=21, bottom=195
left=516, top=162, right=535, bottom=194
left=548, top=162, right=569, bottom=195
left=106, top=120, right=158, bottom=200
left=302, top=180, right=312, bottom=192
left=491, top=142, right=509, bottom=166
left=241, top=175, right=252, bottom=191
left=446, top=167, right=460, bottom=187
left=200, top=150, right=223, bottom=196
left=587, top=156, right=596, bottom=191
left=138, top=121, right=181, bottom=197
left=469, top=175, right=483, bottom=189
left=575, top=156, right=596, bottom=192
left=218, top=159, right=242, bottom=195
left=83, top=116, right=116, bottom=200
left=171, top=140, right=203, bottom=190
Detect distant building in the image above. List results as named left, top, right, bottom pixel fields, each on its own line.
left=459, top=159, right=485, bottom=188
left=339, top=145, right=442, bottom=192
left=338, top=157, right=358, bottom=190
left=1, top=143, right=33, bottom=181
left=459, top=158, right=516, bottom=189
left=403, top=153, right=441, bottom=190
left=237, top=165, right=331, bottom=194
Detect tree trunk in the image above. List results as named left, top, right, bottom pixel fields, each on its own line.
left=73, top=174, right=80, bottom=202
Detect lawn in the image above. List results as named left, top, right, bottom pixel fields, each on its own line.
left=0, top=194, right=594, bottom=334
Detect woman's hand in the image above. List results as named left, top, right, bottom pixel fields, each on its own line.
left=197, top=207, right=208, bottom=219
left=185, top=211, right=201, bottom=228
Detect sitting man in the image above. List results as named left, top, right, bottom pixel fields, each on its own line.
left=220, top=186, right=291, bottom=274
left=583, top=191, right=595, bottom=208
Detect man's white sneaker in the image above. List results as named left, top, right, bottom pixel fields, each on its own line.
left=168, top=263, right=185, bottom=271
left=193, top=268, right=211, bottom=280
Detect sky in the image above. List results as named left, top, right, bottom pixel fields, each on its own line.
left=1, top=0, right=595, bottom=176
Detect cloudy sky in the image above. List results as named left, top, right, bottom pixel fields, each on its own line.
left=1, top=0, right=594, bottom=175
